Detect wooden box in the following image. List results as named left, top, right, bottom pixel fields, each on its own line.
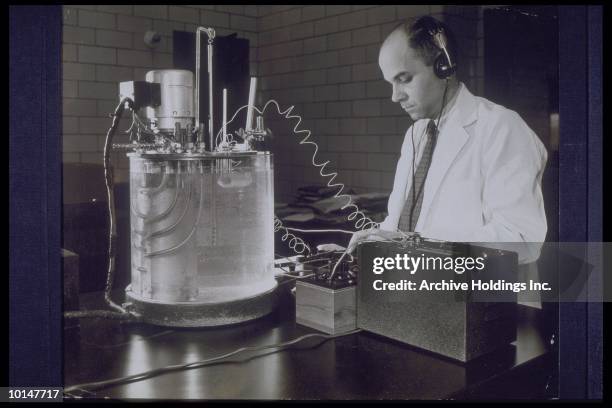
left=295, top=279, right=356, bottom=334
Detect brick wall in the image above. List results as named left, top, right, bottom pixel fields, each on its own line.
left=62, top=5, right=258, bottom=183
left=256, top=5, right=484, bottom=202
left=62, top=5, right=483, bottom=200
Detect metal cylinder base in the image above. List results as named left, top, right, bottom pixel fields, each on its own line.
left=124, top=283, right=278, bottom=327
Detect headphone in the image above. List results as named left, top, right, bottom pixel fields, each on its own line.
left=418, top=18, right=457, bottom=79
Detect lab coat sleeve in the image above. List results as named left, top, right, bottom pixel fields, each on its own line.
left=464, top=108, right=548, bottom=262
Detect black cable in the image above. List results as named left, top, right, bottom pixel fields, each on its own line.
left=63, top=98, right=136, bottom=321
left=64, top=329, right=362, bottom=395
left=102, top=98, right=135, bottom=314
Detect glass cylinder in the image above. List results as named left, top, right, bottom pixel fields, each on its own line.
left=128, top=152, right=276, bottom=304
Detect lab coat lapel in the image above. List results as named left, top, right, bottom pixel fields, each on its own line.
left=417, top=85, right=478, bottom=230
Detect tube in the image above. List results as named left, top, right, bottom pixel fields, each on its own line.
left=208, top=41, right=214, bottom=151
left=195, top=27, right=215, bottom=151
left=222, top=88, right=227, bottom=142
left=246, top=77, right=257, bottom=132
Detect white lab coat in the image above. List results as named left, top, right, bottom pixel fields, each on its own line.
left=380, top=83, right=548, bottom=265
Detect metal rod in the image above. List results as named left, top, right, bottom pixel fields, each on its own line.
left=246, top=77, right=257, bottom=132
left=195, top=30, right=201, bottom=132
left=208, top=41, right=214, bottom=151
left=222, top=88, right=227, bottom=142
left=195, top=27, right=215, bottom=151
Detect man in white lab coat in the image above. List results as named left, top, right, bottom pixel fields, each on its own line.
left=348, top=16, right=548, bottom=266
left=343, top=16, right=548, bottom=313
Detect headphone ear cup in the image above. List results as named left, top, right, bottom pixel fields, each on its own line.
left=434, top=54, right=455, bottom=79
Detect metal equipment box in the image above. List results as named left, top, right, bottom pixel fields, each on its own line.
left=357, top=240, right=518, bottom=362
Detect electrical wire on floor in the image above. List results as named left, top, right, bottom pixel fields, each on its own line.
left=64, top=329, right=362, bottom=396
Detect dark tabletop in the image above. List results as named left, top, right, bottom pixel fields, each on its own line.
left=63, top=284, right=557, bottom=400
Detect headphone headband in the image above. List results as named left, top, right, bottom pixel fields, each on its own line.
left=422, top=20, right=456, bottom=79
left=429, top=28, right=447, bottom=50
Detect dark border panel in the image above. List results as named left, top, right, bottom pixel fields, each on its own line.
left=558, top=5, right=602, bottom=400
left=9, top=5, right=62, bottom=386
left=586, top=5, right=603, bottom=400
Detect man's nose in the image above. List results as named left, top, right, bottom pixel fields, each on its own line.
left=391, top=84, right=406, bottom=103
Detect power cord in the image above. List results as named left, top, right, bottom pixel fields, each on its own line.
left=64, top=329, right=362, bottom=396
left=64, top=98, right=142, bottom=322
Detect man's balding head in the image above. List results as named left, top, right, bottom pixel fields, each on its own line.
left=378, top=16, right=459, bottom=121
left=383, top=16, right=458, bottom=68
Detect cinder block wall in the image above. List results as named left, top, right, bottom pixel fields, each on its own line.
left=256, top=5, right=484, bottom=202
left=62, top=5, right=483, bottom=201
left=61, top=5, right=258, bottom=183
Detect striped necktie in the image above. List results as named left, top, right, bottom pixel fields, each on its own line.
left=398, top=120, right=438, bottom=232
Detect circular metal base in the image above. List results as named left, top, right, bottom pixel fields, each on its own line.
left=125, top=284, right=278, bottom=327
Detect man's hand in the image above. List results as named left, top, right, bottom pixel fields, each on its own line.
left=346, top=228, right=406, bottom=255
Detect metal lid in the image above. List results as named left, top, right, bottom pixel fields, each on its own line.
left=127, top=151, right=272, bottom=160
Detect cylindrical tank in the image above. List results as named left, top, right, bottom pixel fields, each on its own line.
left=126, top=151, right=277, bottom=326
left=145, top=69, right=194, bottom=132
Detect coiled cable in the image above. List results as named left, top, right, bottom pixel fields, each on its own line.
left=216, top=99, right=379, bottom=256
left=274, top=216, right=312, bottom=255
